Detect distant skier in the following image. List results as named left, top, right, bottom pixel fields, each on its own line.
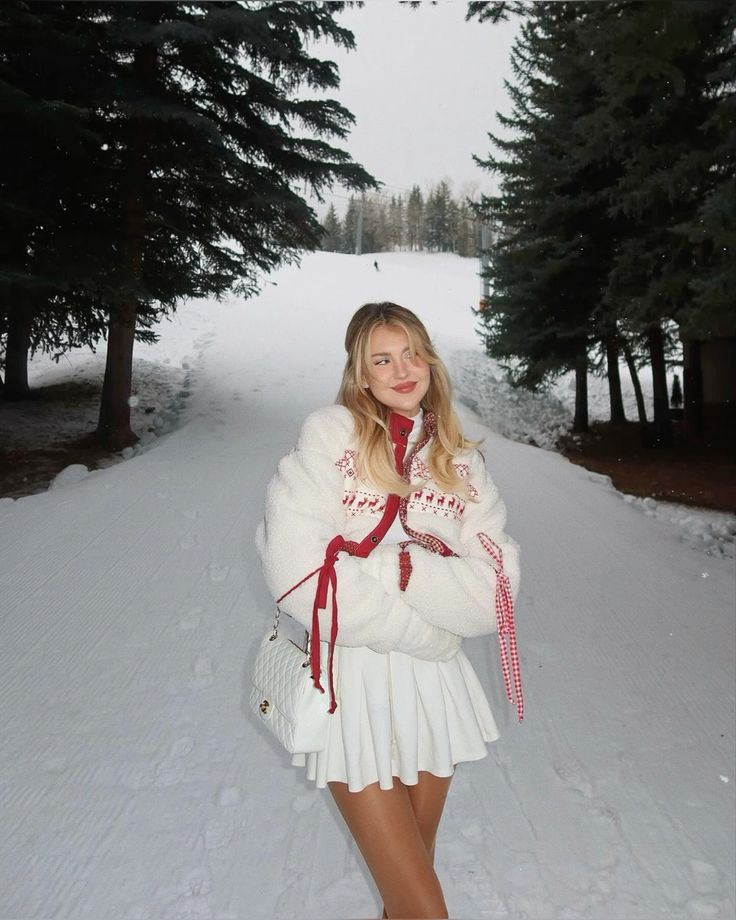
left=373, top=260, right=380, bottom=272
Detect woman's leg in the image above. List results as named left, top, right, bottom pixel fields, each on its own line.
left=406, top=770, right=454, bottom=865
left=377, top=770, right=454, bottom=918
left=328, top=776, right=450, bottom=919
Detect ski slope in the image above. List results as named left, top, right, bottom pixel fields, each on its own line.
left=1, top=251, right=734, bottom=920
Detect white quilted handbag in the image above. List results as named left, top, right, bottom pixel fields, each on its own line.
left=250, top=607, right=332, bottom=754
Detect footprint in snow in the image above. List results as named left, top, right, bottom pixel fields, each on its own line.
left=179, top=607, right=202, bottom=630
left=687, top=860, right=722, bottom=896
left=208, top=562, right=229, bottom=582
left=552, top=756, right=594, bottom=799
left=178, top=532, right=198, bottom=550
left=204, top=813, right=235, bottom=850
left=216, top=785, right=242, bottom=807
left=191, top=656, right=214, bottom=688
left=170, top=736, right=195, bottom=758
left=155, top=760, right=186, bottom=787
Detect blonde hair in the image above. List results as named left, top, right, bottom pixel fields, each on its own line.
left=336, top=302, right=477, bottom=497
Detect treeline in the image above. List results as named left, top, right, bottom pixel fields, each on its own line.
left=0, top=1, right=373, bottom=449
left=469, top=0, right=734, bottom=445
left=320, top=181, right=482, bottom=256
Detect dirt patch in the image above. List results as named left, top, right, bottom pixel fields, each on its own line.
left=0, top=433, right=117, bottom=499
left=0, top=380, right=128, bottom=499
left=558, top=421, right=736, bottom=513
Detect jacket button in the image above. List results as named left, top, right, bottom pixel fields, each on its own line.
left=399, top=428, right=406, bottom=437
left=370, top=535, right=378, bottom=543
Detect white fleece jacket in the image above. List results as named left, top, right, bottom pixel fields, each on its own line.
left=255, top=405, right=521, bottom=663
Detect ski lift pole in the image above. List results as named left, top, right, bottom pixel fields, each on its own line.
left=355, top=198, right=364, bottom=256
left=478, top=224, right=492, bottom=311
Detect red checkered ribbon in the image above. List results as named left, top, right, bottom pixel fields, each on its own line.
left=477, top=532, right=523, bottom=722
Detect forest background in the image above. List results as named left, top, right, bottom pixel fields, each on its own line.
left=1, top=0, right=734, bottom=509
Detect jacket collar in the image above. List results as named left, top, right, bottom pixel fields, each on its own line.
left=388, top=411, right=415, bottom=450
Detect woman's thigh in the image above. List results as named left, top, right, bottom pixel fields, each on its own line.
left=328, top=778, right=448, bottom=919
left=406, top=770, right=454, bottom=863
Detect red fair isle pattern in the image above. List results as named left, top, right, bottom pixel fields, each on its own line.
left=410, top=455, right=431, bottom=482
left=476, top=532, right=524, bottom=722
left=452, top=460, right=479, bottom=498
left=407, top=487, right=465, bottom=521
left=335, top=448, right=357, bottom=478
left=342, top=488, right=386, bottom=517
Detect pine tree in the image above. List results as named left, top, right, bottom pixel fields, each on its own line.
left=342, top=196, right=359, bottom=254
left=0, top=2, right=115, bottom=400
left=471, top=2, right=618, bottom=431
left=321, top=204, right=342, bottom=252
left=580, top=1, right=734, bottom=445
left=406, top=185, right=423, bottom=251
left=0, top=1, right=375, bottom=448
left=424, top=180, right=453, bottom=252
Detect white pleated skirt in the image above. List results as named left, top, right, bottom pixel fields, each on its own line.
left=291, top=644, right=499, bottom=792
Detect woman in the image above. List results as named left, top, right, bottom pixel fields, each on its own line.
left=256, top=302, right=522, bottom=919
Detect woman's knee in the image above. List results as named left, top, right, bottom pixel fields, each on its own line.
left=327, top=780, right=448, bottom=918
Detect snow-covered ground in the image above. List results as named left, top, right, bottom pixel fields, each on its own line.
left=0, top=251, right=734, bottom=919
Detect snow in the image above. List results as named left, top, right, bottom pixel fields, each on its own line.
left=1, top=251, right=734, bottom=919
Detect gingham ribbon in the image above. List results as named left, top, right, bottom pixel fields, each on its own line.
left=477, top=532, right=524, bottom=722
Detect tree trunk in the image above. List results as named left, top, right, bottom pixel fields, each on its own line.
left=647, top=322, right=673, bottom=448
left=3, top=301, right=33, bottom=400
left=604, top=334, right=626, bottom=423
left=682, top=337, right=704, bottom=439
left=97, top=44, right=155, bottom=450
left=97, top=297, right=139, bottom=449
left=622, top=337, right=648, bottom=427
left=573, top=345, right=589, bottom=433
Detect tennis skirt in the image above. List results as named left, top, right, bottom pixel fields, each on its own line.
left=291, top=643, right=499, bottom=792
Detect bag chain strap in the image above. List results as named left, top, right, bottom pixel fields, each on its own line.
left=270, top=605, right=311, bottom=666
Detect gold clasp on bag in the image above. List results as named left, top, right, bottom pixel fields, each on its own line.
left=259, top=699, right=270, bottom=714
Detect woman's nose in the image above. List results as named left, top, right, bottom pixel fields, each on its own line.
left=394, top=357, right=409, bottom=379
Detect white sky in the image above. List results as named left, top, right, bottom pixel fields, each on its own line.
left=315, top=0, right=520, bottom=213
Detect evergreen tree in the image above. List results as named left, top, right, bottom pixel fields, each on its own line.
left=0, top=1, right=375, bottom=447
left=342, top=196, right=359, bottom=254
left=0, top=2, right=115, bottom=400
left=321, top=203, right=342, bottom=251
left=387, top=195, right=404, bottom=251
left=406, top=185, right=423, bottom=251
left=424, top=180, right=453, bottom=252
left=471, top=2, right=618, bottom=431
left=470, top=0, right=732, bottom=442
left=676, top=5, right=735, bottom=335
left=582, top=0, right=735, bottom=446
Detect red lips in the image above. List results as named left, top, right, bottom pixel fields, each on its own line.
left=392, top=382, right=417, bottom=393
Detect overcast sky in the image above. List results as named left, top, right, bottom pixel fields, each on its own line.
left=314, top=1, right=520, bottom=213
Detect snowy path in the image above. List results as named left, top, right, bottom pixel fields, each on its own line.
left=1, top=252, right=734, bottom=919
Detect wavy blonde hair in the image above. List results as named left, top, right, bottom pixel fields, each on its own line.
left=336, top=302, right=477, bottom=497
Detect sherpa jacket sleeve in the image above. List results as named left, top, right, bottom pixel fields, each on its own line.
left=255, top=406, right=461, bottom=661
left=397, top=449, right=521, bottom=638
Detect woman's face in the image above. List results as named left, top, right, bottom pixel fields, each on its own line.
left=363, top=324, right=430, bottom=417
